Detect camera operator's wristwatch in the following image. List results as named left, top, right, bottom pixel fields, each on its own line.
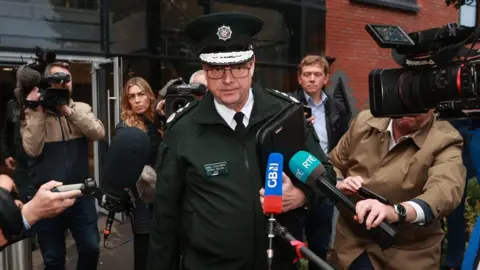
left=393, top=204, right=407, bottom=223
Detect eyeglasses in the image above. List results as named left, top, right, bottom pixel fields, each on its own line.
left=205, top=65, right=251, bottom=79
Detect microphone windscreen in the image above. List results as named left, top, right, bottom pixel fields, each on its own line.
left=288, top=150, right=325, bottom=186
left=100, top=126, right=150, bottom=200
left=17, top=65, right=41, bottom=90
left=263, top=153, right=283, bottom=214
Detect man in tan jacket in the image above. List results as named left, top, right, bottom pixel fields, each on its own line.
left=329, top=109, right=466, bottom=270
left=20, top=61, right=104, bottom=270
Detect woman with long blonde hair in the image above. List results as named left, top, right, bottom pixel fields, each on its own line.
left=118, top=76, right=161, bottom=270
left=121, top=77, right=156, bottom=131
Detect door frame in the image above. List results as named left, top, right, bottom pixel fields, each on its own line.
left=91, top=57, right=125, bottom=220
left=91, top=57, right=122, bottom=193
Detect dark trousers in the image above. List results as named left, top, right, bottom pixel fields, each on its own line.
left=134, top=233, right=150, bottom=270
left=304, top=198, right=334, bottom=269
left=349, top=252, right=374, bottom=270
left=445, top=183, right=468, bottom=268
left=34, top=196, right=100, bottom=270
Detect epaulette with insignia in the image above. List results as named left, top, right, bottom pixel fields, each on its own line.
left=165, top=100, right=199, bottom=129
left=265, top=88, right=300, bottom=103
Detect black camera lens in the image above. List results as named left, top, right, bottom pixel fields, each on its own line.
left=171, top=98, right=187, bottom=112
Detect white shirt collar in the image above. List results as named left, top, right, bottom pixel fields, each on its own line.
left=214, top=88, right=254, bottom=130
left=386, top=119, right=412, bottom=151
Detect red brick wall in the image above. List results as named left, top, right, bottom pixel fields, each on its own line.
left=325, top=0, right=459, bottom=113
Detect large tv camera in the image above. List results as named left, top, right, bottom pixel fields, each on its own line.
left=164, top=82, right=207, bottom=117
left=366, top=22, right=480, bottom=119
left=20, top=47, right=71, bottom=109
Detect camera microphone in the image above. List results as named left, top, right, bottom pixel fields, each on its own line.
left=17, top=65, right=42, bottom=91
left=263, top=152, right=283, bottom=270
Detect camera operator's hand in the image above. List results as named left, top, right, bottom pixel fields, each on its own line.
left=21, top=181, right=81, bottom=226
left=57, top=105, right=72, bottom=117
left=26, top=88, right=40, bottom=101
left=25, top=88, right=43, bottom=112
left=156, top=100, right=166, bottom=116
left=336, top=176, right=364, bottom=195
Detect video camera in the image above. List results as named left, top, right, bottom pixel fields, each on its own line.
left=21, top=47, right=71, bottom=109
left=164, top=82, right=207, bottom=117
left=366, top=22, right=480, bottom=119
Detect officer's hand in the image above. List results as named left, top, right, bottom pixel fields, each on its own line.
left=336, top=176, right=364, bottom=195
left=4, top=157, right=16, bottom=170
left=281, top=172, right=306, bottom=212
left=156, top=100, right=166, bottom=116
left=21, top=181, right=81, bottom=226
left=259, top=188, right=265, bottom=211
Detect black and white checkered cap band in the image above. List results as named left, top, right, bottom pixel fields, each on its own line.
left=199, top=50, right=254, bottom=65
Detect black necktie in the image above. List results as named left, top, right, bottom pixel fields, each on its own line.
left=234, top=112, right=246, bottom=136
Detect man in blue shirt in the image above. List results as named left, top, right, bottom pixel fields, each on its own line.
left=292, top=55, right=351, bottom=268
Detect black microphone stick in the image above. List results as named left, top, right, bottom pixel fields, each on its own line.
left=273, top=220, right=334, bottom=270
left=267, top=214, right=275, bottom=270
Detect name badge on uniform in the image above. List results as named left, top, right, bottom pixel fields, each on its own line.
left=204, top=162, right=228, bottom=177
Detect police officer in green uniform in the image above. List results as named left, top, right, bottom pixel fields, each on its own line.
left=148, top=12, right=336, bottom=270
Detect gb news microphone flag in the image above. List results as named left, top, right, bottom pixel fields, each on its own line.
left=264, top=153, right=283, bottom=214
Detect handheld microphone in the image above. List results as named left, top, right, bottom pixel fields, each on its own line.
left=288, top=151, right=399, bottom=250
left=263, top=153, right=283, bottom=269
left=51, top=178, right=97, bottom=194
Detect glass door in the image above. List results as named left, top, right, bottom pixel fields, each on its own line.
left=91, top=57, right=124, bottom=219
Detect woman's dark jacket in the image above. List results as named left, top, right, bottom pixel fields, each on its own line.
left=116, top=116, right=162, bottom=234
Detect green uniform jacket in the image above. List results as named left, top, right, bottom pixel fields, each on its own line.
left=148, top=86, right=336, bottom=270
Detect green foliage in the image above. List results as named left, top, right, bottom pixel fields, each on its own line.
left=466, top=178, right=480, bottom=236
left=443, top=178, right=480, bottom=236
